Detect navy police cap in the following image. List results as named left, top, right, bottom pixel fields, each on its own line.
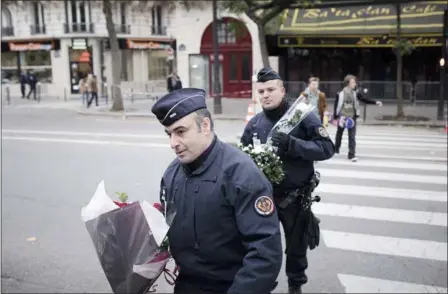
left=256, top=67, right=282, bottom=83
left=151, top=88, right=207, bottom=126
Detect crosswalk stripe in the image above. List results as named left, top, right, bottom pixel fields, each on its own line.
left=321, top=230, right=447, bottom=261
left=313, top=203, right=447, bottom=226
left=322, top=158, right=447, bottom=171
left=326, top=128, right=445, bottom=137
left=348, top=140, right=446, bottom=149
left=350, top=153, right=447, bottom=162
left=337, top=274, right=448, bottom=293
left=345, top=135, right=448, bottom=144
left=316, top=183, right=448, bottom=202
left=319, top=168, right=447, bottom=185
left=337, top=142, right=447, bottom=151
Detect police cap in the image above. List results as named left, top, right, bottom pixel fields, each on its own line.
left=151, top=88, right=207, bottom=126
left=256, top=67, right=282, bottom=83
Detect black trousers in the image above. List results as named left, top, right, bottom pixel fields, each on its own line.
left=87, top=92, right=98, bottom=107
left=20, top=84, right=26, bottom=98
left=334, top=118, right=357, bottom=158
left=27, top=86, right=36, bottom=100
left=277, top=202, right=309, bottom=288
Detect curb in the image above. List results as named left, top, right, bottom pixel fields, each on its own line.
left=76, top=110, right=244, bottom=121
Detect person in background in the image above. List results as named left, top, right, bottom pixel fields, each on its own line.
left=79, top=74, right=88, bottom=105
left=26, top=70, right=37, bottom=100
left=20, top=70, right=28, bottom=99
left=167, top=71, right=183, bottom=92
left=333, top=74, right=383, bottom=162
left=299, top=77, right=327, bottom=124
left=87, top=75, right=99, bottom=108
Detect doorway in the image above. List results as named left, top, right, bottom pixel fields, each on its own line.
left=69, top=47, right=93, bottom=93
left=200, top=17, right=252, bottom=98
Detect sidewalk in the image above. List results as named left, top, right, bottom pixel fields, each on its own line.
left=3, top=96, right=446, bottom=128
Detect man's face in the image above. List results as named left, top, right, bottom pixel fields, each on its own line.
left=256, top=79, right=285, bottom=110
left=309, top=81, right=319, bottom=92
left=349, top=78, right=357, bottom=89
left=165, top=112, right=211, bottom=164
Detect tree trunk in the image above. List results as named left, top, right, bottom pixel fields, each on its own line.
left=257, top=22, right=270, bottom=68
left=103, top=0, right=124, bottom=111
left=395, top=3, right=404, bottom=118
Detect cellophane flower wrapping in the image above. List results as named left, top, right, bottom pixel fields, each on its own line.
left=267, top=96, right=316, bottom=148
left=81, top=181, right=171, bottom=294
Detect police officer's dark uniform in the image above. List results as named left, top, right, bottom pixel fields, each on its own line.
left=151, top=88, right=283, bottom=294
left=240, top=69, right=335, bottom=294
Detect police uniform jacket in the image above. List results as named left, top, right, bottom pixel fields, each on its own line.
left=160, top=137, right=283, bottom=294
left=241, top=101, right=335, bottom=196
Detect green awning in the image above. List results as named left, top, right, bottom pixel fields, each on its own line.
left=277, top=1, right=447, bottom=37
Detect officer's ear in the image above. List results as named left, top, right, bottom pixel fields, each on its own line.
left=200, top=116, right=212, bottom=134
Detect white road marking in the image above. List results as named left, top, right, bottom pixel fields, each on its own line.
left=313, top=203, right=447, bottom=226
left=323, top=158, right=447, bottom=171
left=338, top=274, right=448, bottom=293
left=321, top=230, right=447, bottom=261
left=316, top=183, right=447, bottom=202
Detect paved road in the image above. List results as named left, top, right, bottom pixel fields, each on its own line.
left=1, top=107, right=447, bottom=293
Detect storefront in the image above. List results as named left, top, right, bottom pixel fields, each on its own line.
left=273, top=1, right=448, bottom=83
left=1, top=39, right=60, bottom=84
left=69, top=38, right=93, bottom=93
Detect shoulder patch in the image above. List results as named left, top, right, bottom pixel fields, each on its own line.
left=254, top=196, right=275, bottom=216
left=317, top=126, right=329, bottom=138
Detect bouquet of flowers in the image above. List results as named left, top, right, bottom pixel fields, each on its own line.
left=267, top=96, right=316, bottom=148
left=238, top=97, right=315, bottom=185
left=81, top=181, right=173, bottom=294
left=237, top=143, right=285, bottom=185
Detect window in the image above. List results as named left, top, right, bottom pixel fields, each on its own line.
left=241, top=54, right=251, bottom=81
left=31, top=2, right=45, bottom=34
left=1, top=52, right=19, bottom=83
left=217, top=22, right=236, bottom=44
left=229, top=54, right=238, bottom=80
left=121, top=50, right=133, bottom=82
left=148, top=50, right=168, bottom=80
left=20, top=51, right=53, bottom=83
left=1, top=7, right=14, bottom=36
left=66, top=0, right=92, bottom=32
left=151, top=5, right=164, bottom=35
left=1, top=50, right=52, bottom=83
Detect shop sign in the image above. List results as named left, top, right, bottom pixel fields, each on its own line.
left=9, top=41, right=54, bottom=51
left=278, top=35, right=442, bottom=48
left=126, top=39, right=171, bottom=50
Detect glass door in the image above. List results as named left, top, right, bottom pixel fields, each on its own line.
left=189, top=54, right=210, bottom=94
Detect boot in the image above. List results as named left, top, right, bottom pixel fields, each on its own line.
left=288, top=285, right=302, bottom=294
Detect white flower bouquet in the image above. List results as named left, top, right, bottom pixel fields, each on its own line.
left=238, top=97, right=315, bottom=185
left=237, top=143, right=285, bottom=185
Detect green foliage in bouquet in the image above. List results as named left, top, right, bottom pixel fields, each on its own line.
left=115, top=192, right=128, bottom=203
left=237, top=143, right=285, bottom=185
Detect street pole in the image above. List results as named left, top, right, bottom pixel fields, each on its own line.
left=438, top=59, right=445, bottom=120
left=212, top=0, right=222, bottom=114
left=438, top=9, right=447, bottom=120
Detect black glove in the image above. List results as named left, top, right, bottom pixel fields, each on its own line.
left=307, top=210, right=320, bottom=250
left=271, top=132, right=290, bottom=152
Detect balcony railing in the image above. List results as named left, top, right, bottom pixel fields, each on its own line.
left=30, top=25, right=46, bottom=35
left=115, top=24, right=130, bottom=34
left=151, top=25, right=167, bottom=36
left=2, top=26, right=14, bottom=36
left=64, top=23, right=95, bottom=33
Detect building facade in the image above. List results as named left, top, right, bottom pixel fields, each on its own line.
left=1, top=1, right=273, bottom=100
left=1, top=1, right=177, bottom=99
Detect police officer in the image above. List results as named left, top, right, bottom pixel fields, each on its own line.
left=241, top=68, right=335, bottom=294
left=151, top=88, right=283, bottom=294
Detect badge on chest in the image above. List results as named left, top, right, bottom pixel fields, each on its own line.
left=254, top=196, right=275, bottom=216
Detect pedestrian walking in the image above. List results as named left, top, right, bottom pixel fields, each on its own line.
left=87, top=75, right=99, bottom=108
left=167, top=71, right=182, bottom=92
left=151, top=88, right=283, bottom=294
left=299, top=77, right=328, bottom=124
left=26, top=70, right=37, bottom=100
left=240, top=68, right=335, bottom=294
left=333, top=74, right=383, bottom=162
left=19, top=70, right=27, bottom=98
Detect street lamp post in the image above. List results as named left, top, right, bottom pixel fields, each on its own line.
left=438, top=58, right=445, bottom=121
left=212, top=0, right=222, bottom=114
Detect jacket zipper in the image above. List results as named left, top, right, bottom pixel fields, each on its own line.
left=193, top=183, right=199, bottom=249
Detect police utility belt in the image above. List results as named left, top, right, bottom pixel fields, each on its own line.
left=278, top=171, right=321, bottom=210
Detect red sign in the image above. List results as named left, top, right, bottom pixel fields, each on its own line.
left=127, top=39, right=171, bottom=50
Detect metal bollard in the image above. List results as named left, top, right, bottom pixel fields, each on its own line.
left=37, top=83, right=41, bottom=103
left=131, top=88, right=134, bottom=103
left=363, top=103, right=367, bottom=122
left=64, top=87, right=67, bottom=101
left=6, top=84, right=11, bottom=105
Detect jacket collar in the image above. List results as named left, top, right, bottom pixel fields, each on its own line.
left=182, top=135, right=221, bottom=176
